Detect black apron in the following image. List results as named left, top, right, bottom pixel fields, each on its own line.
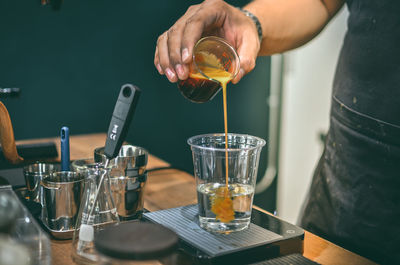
left=299, top=1, right=400, bottom=264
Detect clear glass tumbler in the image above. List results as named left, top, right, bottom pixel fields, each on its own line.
left=188, top=133, right=266, bottom=233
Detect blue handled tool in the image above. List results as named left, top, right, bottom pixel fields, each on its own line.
left=61, top=126, right=70, bottom=171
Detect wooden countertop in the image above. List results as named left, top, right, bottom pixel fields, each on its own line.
left=16, top=133, right=376, bottom=265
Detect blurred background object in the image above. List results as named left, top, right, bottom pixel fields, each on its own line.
left=0, top=88, right=20, bottom=99
left=276, top=7, right=349, bottom=223
left=0, top=187, right=51, bottom=264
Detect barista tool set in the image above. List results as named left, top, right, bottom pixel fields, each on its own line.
left=0, top=83, right=314, bottom=265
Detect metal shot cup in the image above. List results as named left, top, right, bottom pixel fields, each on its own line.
left=94, top=145, right=148, bottom=176
left=41, top=171, right=84, bottom=231
left=188, top=133, right=266, bottom=233
left=94, top=145, right=148, bottom=220
left=108, top=172, right=147, bottom=221
left=23, top=163, right=56, bottom=205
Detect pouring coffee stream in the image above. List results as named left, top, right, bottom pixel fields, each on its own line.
left=190, top=51, right=236, bottom=223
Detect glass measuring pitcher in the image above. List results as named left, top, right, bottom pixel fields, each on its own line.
left=178, top=36, right=240, bottom=103
left=72, top=166, right=119, bottom=264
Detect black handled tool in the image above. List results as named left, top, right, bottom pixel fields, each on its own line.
left=104, top=84, right=141, bottom=160
left=88, top=84, right=141, bottom=218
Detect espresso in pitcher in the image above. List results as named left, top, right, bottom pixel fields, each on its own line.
left=178, top=76, right=221, bottom=103
left=178, top=51, right=232, bottom=103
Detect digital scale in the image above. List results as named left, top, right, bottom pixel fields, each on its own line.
left=144, top=204, right=306, bottom=265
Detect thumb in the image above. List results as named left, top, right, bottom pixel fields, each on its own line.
left=232, top=33, right=260, bottom=84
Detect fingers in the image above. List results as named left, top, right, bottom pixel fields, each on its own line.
left=232, top=35, right=259, bottom=84
left=154, top=4, right=201, bottom=82
left=167, top=25, right=189, bottom=80
left=157, top=32, right=178, bottom=82
left=180, top=16, right=206, bottom=65
left=232, top=68, right=245, bottom=85
left=154, top=1, right=227, bottom=83
left=153, top=0, right=259, bottom=85
left=181, top=2, right=227, bottom=64
left=154, top=46, right=163, bottom=75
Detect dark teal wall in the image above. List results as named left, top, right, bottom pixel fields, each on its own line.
left=1, top=0, right=275, bottom=211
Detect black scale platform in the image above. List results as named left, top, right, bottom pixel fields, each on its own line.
left=144, top=204, right=306, bottom=265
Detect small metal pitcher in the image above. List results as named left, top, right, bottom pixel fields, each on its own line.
left=41, top=171, right=84, bottom=230
left=23, top=163, right=56, bottom=205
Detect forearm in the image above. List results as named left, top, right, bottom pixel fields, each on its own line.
left=244, top=0, right=345, bottom=55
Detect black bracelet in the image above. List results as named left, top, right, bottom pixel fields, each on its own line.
left=237, top=7, right=263, bottom=43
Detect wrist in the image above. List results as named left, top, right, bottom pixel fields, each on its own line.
left=237, top=7, right=263, bottom=43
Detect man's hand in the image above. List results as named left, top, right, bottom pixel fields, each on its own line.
left=154, top=0, right=260, bottom=84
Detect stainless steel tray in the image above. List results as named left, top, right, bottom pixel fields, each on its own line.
left=40, top=212, right=75, bottom=240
